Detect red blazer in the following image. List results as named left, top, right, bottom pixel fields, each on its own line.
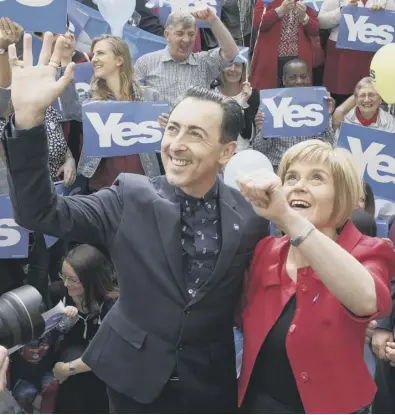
left=239, top=221, right=395, bottom=414
left=250, top=0, right=319, bottom=91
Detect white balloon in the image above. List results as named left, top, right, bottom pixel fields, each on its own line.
left=15, top=0, right=54, bottom=5
left=95, top=0, right=136, bottom=37
left=224, top=150, right=273, bottom=190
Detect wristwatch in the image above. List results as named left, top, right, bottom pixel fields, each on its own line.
left=0, top=49, right=8, bottom=55
left=68, top=361, right=77, bottom=376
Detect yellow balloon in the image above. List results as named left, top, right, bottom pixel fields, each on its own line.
left=370, top=43, right=395, bottom=105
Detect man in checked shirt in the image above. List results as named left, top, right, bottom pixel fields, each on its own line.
left=134, top=7, right=239, bottom=112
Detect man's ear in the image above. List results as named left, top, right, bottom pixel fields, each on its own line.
left=219, top=141, right=237, bottom=167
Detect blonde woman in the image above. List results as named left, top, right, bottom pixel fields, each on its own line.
left=238, top=140, right=395, bottom=413
left=60, top=35, right=161, bottom=192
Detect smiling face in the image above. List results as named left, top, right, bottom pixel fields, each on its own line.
left=165, top=22, right=197, bottom=62
left=91, top=39, right=123, bottom=80
left=283, top=162, right=336, bottom=230
left=222, top=63, right=244, bottom=85
left=283, top=62, right=310, bottom=88
left=61, top=262, right=84, bottom=298
left=356, top=85, right=382, bottom=119
left=161, top=97, right=235, bottom=197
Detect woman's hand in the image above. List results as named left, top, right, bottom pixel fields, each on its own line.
left=53, top=362, right=70, bottom=383
left=325, top=94, right=336, bottom=114
left=295, top=1, right=307, bottom=22
left=386, top=342, right=395, bottom=366
left=0, top=18, right=23, bottom=50
left=158, top=113, right=169, bottom=130
left=64, top=306, right=78, bottom=320
left=240, top=81, right=252, bottom=107
left=332, top=108, right=345, bottom=131
left=279, top=0, right=295, bottom=15
left=57, top=157, right=76, bottom=186
left=53, top=33, right=76, bottom=67
left=237, top=169, right=292, bottom=223
left=255, top=111, right=265, bottom=130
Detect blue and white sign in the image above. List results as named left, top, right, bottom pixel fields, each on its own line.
left=337, top=6, right=395, bottom=53
left=67, top=0, right=90, bottom=40
left=0, top=0, right=67, bottom=34
left=0, top=194, right=29, bottom=258
left=338, top=123, right=395, bottom=203
left=44, top=178, right=87, bottom=248
left=259, top=87, right=329, bottom=138
left=82, top=100, right=169, bottom=157
left=68, top=0, right=167, bottom=61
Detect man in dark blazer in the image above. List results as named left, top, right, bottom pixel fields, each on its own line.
left=3, top=35, right=269, bottom=413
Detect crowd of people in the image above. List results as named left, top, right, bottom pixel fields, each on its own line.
left=0, top=0, right=394, bottom=413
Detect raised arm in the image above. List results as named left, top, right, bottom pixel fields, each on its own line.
left=191, top=8, right=239, bottom=62
left=3, top=33, right=123, bottom=247
left=318, top=0, right=343, bottom=30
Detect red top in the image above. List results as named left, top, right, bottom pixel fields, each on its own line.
left=239, top=221, right=395, bottom=413
left=356, top=107, right=379, bottom=127
left=250, top=0, right=319, bottom=90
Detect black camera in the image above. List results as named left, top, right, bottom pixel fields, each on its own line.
left=0, top=285, right=45, bottom=349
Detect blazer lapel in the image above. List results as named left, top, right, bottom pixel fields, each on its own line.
left=153, top=180, right=188, bottom=302
left=188, top=180, right=243, bottom=306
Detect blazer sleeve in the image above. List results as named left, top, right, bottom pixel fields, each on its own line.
left=0, top=88, right=11, bottom=119
left=377, top=277, right=395, bottom=331
left=3, top=118, right=123, bottom=248
left=303, top=8, right=320, bottom=36
left=241, top=89, right=260, bottom=140
left=343, top=238, right=395, bottom=323
left=253, top=0, right=281, bottom=32
left=317, top=0, right=343, bottom=30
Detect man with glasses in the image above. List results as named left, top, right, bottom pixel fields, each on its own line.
left=134, top=9, right=239, bottom=107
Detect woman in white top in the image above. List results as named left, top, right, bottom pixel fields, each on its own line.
left=215, top=62, right=260, bottom=151
left=318, top=0, right=395, bottom=104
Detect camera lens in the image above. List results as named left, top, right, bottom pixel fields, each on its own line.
left=0, top=285, right=45, bottom=349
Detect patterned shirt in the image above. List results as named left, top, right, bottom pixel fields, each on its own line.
left=253, top=119, right=336, bottom=170
left=278, top=9, right=299, bottom=57
left=134, top=47, right=232, bottom=106
left=175, top=180, right=221, bottom=299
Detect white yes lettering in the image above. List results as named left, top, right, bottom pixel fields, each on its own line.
left=344, top=14, right=394, bottom=45
left=86, top=112, right=163, bottom=148
left=262, top=97, right=324, bottom=128
left=0, top=219, right=22, bottom=247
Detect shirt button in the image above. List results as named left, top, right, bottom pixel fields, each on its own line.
left=289, top=324, right=296, bottom=333
left=197, top=231, right=202, bottom=236
left=300, top=372, right=309, bottom=382
left=301, top=285, right=308, bottom=293
left=185, top=308, right=191, bottom=314
left=178, top=343, right=184, bottom=351
left=301, top=269, right=307, bottom=277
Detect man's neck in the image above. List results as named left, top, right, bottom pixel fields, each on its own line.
left=180, top=178, right=217, bottom=199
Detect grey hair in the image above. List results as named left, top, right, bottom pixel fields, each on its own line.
left=165, top=12, right=196, bottom=30
left=354, top=77, right=377, bottom=97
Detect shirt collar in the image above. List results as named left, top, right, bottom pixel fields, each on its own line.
left=160, top=47, right=198, bottom=66
left=175, top=178, right=219, bottom=206
left=356, top=107, right=379, bottom=127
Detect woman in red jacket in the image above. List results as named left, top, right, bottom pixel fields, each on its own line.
left=237, top=140, right=395, bottom=413
left=251, top=0, right=319, bottom=90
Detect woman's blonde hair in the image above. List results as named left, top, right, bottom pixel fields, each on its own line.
left=354, top=76, right=379, bottom=98
left=90, top=35, right=142, bottom=102
left=277, top=140, right=364, bottom=228
left=219, top=62, right=247, bottom=87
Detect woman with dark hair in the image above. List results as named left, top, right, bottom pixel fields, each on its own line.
left=51, top=244, right=118, bottom=414
left=358, top=182, right=375, bottom=218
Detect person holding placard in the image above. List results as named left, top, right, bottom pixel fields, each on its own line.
left=318, top=0, right=395, bottom=106
left=252, top=59, right=336, bottom=172
left=237, top=140, right=395, bottom=414
left=2, top=33, right=269, bottom=413
left=59, top=34, right=162, bottom=192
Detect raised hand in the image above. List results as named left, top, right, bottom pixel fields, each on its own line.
left=237, top=169, right=290, bottom=221
left=8, top=32, right=75, bottom=130
left=53, top=32, right=76, bottom=67
left=279, top=0, right=295, bottom=15
left=191, top=7, right=218, bottom=23
left=240, top=81, right=252, bottom=106
left=295, top=1, right=307, bottom=22
left=0, top=18, right=23, bottom=49
left=255, top=111, right=265, bottom=130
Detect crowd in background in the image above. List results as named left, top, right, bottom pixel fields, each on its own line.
left=0, top=0, right=395, bottom=413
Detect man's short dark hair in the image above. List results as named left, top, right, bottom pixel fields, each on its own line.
left=172, top=86, right=244, bottom=144
left=283, top=58, right=308, bottom=77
